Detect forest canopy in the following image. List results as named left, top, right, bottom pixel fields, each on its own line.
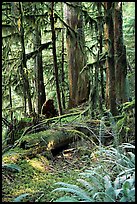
left=2, top=2, right=135, bottom=119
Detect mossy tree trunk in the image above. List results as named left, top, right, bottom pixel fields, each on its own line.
left=97, top=3, right=105, bottom=108
left=104, top=2, right=117, bottom=116
left=50, top=2, right=62, bottom=115
left=19, top=2, right=32, bottom=114
left=33, top=7, right=46, bottom=114
left=64, top=2, right=89, bottom=108
left=113, top=2, right=128, bottom=104
left=61, top=2, right=66, bottom=110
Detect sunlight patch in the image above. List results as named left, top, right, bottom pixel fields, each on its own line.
left=28, top=158, right=47, bottom=172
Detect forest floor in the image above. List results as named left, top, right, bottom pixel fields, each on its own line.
left=2, top=101, right=135, bottom=202
left=2, top=137, right=99, bottom=202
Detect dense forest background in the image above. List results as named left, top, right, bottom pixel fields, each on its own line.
left=2, top=2, right=135, bottom=119
left=2, top=2, right=135, bottom=202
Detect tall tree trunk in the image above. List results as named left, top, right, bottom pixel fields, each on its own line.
left=113, top=2, right=128, bottom=104
left=64, top=2, right=89, bottom=108
left=9, top=80, right=13, bottom=122
left=33, top=13, right=46, bottom=114
left=61, top=2, right=66, bottom=110
left=19, top=2, right=32, bottom=114
left=97, top=3, right=105, bottom=102
left=50, top=2, right=62, bottom=115
left=104, top=2, right=117, bottom=116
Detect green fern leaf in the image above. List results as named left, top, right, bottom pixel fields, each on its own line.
left=13, top=193, right=30, bottom=202
left=80, top=170, right=104, bottom=190
left=53, top=182, right=93, bottom=202
left=54, top=196, right=79, bottom=202
left=77, top=178, right=94, bottom=192
left=93, top=192, right=115, bottom=202
left=2, top=163, right=21, bottom=172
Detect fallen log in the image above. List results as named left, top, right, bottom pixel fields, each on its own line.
left=3, top=120, right=101, bottom=161
left=12, top=128, right=82, bottom=159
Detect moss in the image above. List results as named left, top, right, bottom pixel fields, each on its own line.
left=2, top=153, right=80, bottom=202
left=3, top=147, right=25, bottom=163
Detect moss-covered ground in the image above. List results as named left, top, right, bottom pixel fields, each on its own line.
left=2, top=138, right=96, bottom=202
left=2, top=102, right=135, bottom=202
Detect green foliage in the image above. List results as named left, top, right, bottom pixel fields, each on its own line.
left=2, top=163, right=21, bottom=173
left=53, top=182, right=93, bottom=202
left=55, top=196, right=79, bottom=202
left=2, top=2, right=135, bottom=202
left=52, top=144, right=135, bottom=202
left=116, top=99, right=135, bottom=143
left=99, top=111, right=117, bottom=146
left=13, top=193, right=30, bottom=202
left=2, top=2, right=135, bottom=118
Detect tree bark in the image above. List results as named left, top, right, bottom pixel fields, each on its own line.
left=113, top=2, right=128, bottom=104
left=104, top=2, right=117, bottom=116
left=97, top=3, right=105, bottom=104
left=33, top=10, right=46, bottom=114
left=19, top=2, right=32, bottom=114
left=50, top=2, right=62, bottom=115
left=9, top=81, right=13, bottom=122
left=64, top=2, right=89, bottom=108
left=61, top=2, right=66, bottom=110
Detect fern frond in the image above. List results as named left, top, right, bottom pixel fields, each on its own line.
left=54, top=196, right=79, bottom=202
left=93, top=191, right=115, bottom=202
left=80, top=170, right=104, bottom=190
left=2, top=163, right=21, bottom=173
left=52, top=182, right=93, bottom=202
left=13, top=193, right=30, bottom=202
left=104, top=175, right=112, bottom=189
left=77, top=178, right=94, bottom=192
left=119, top=143, right=135, bottom=150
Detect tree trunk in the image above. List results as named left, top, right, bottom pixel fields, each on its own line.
left=113, top=2, right=128, bottom=104
left=33, top=14, right=46, bottom=114
left=61, top=2, right=66, bottom=110
left=9, top=80, right=13, bottom=122
left=97, top=3, right=105, bottom=104
left=104, top=2, right=117, bottom=116
left=19, top=2, right=32, bottom=114
left=50, top=2, right=62, bottom=115
left=64, top=2, right=89, bottom=108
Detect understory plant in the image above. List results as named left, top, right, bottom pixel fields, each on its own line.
left=52, top=143, right=135, bottom=202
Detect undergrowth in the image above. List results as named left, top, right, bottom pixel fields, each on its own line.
left=52, top=143, right=135, bottom=202
left=2, top=107, right=135, bottom=202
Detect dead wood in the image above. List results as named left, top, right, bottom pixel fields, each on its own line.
left=14, top=128, right=82, bottom=159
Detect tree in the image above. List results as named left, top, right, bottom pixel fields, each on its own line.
left=104, top=2, right=117, bottom=115
left=32, top=4, right=46, bottom=114
left=61, top=2, right=66, bottom=110
left=2, top=2, right=134, bottom=120
left=97, top=2, right=105, bottom=103
left=113, top=2, right=128, bottom=104
left=2, top=2, right=28, bottom=116
left=50, top=2, right=62, bottom=115
left=64, top=2, right=89, bottom=108
left=19, top=2, right=33, bottom=114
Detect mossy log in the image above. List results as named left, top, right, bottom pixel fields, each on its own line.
left=14, top=128, right=82, bottom=159
left=3, top=119, right=101, bottom=161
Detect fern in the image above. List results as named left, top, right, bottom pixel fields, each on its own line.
left=52, top=182, right=93, bottom=202
left=13, top=193, right=30, bottom=202
left=54, top=196, right=79, bottom=202
left=52, top=144, right=135, bottom=202
left=93, top=191, right=115, bottom=202
left=79, top=172, right=104, bottom=191
left=77, top=178, right=94, bottom=192
left=2, top=163, right=21, bottom=173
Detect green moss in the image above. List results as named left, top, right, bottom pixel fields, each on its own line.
left=3, top=147, right=25, bottom=163
left=2, top=153, right=80, bottom=202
